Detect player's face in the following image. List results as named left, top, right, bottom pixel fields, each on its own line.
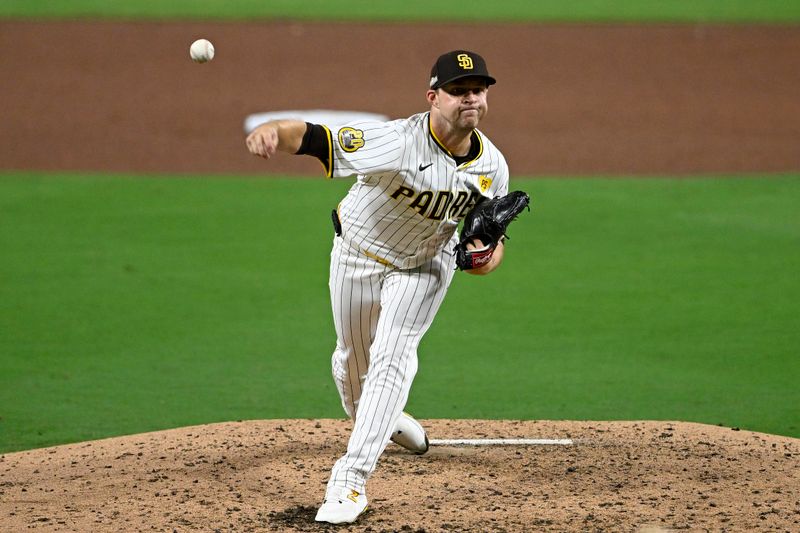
left=432, top=78, right=489, bottom=130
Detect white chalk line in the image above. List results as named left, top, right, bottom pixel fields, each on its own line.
left=429, top=438, right=573, bottom=446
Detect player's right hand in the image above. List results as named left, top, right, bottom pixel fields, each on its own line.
left=462, top=238, right=504, bottom=275
left=246, top=123, right=279, bottom=159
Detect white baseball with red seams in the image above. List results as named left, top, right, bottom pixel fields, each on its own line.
left=189, top=39, right=214, bottom=63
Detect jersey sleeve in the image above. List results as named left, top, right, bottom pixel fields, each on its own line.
left=328, top=121, right=404, bottom=179
left=496, top=159, right=510, bottom=197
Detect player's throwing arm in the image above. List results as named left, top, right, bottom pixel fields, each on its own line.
left=246, top=120, right=307, bottom=159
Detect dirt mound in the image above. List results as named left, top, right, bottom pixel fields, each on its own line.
left=1, top=419, right=798, bottom=531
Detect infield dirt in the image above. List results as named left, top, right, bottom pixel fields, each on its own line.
left=2, top=19, right=800, bottom=532
left=2, top=420, right=799, bottom=532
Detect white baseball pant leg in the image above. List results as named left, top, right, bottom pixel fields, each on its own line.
left=327, top=237, right=455, bottom=493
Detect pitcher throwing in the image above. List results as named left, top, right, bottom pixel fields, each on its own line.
left=246, top=50, right=528, bottom=524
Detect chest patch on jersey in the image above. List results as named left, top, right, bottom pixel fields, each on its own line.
left=338, top=127, right=365, bottom=152
left=478, top=175, right=493, bottom=193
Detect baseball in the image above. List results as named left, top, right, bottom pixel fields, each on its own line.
left=189, top=39, right=215, bottom=63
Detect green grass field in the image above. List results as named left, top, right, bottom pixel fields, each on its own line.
left=2, top=0, right=798, bottom=455
left=1, top=172, right=798, bottom=453
left=2, top=0, right=800, bottom=22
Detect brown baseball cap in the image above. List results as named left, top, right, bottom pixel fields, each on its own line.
left=429, top=50, right=496, bottom=89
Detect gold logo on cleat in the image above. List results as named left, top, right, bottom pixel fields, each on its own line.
left=347, top=490, right=360, bottom=503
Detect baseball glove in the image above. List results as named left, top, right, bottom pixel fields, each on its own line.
left=454, top=190, right=531, bottom=270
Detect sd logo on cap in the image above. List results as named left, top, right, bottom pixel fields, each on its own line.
left=429, top=50, right=496, bottom=89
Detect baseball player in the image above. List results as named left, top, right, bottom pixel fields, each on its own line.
left=246, top=50, right=510, bottom=524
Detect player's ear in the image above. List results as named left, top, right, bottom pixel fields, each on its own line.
left=426, top=89, right=438, bottom=108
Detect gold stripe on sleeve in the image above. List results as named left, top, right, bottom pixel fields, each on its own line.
left=321, top=124, right=334, bottom=179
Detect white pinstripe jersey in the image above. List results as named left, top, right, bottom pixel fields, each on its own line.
left=322, top=112, right=509, bottom=269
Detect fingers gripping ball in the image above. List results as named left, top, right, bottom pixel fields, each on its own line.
left=455, top=191, right=531, bottom=270
left=190, top=39, right=215, bottom=63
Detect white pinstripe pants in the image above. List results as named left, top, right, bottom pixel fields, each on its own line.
left=326, top=236, right=456, bottom=493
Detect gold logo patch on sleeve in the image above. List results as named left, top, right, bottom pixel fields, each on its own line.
left=478, top=175, right=493, bottom=193
left=338, top=127, right=365, bottom=152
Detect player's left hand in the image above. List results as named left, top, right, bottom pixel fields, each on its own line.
left=246, top=124, right=279, bottom=159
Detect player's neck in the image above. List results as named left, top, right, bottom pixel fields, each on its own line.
left=430, top=115, right=473, bottom=157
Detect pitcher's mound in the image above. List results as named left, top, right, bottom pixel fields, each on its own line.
left=1, top=419, right=798, bottom=531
